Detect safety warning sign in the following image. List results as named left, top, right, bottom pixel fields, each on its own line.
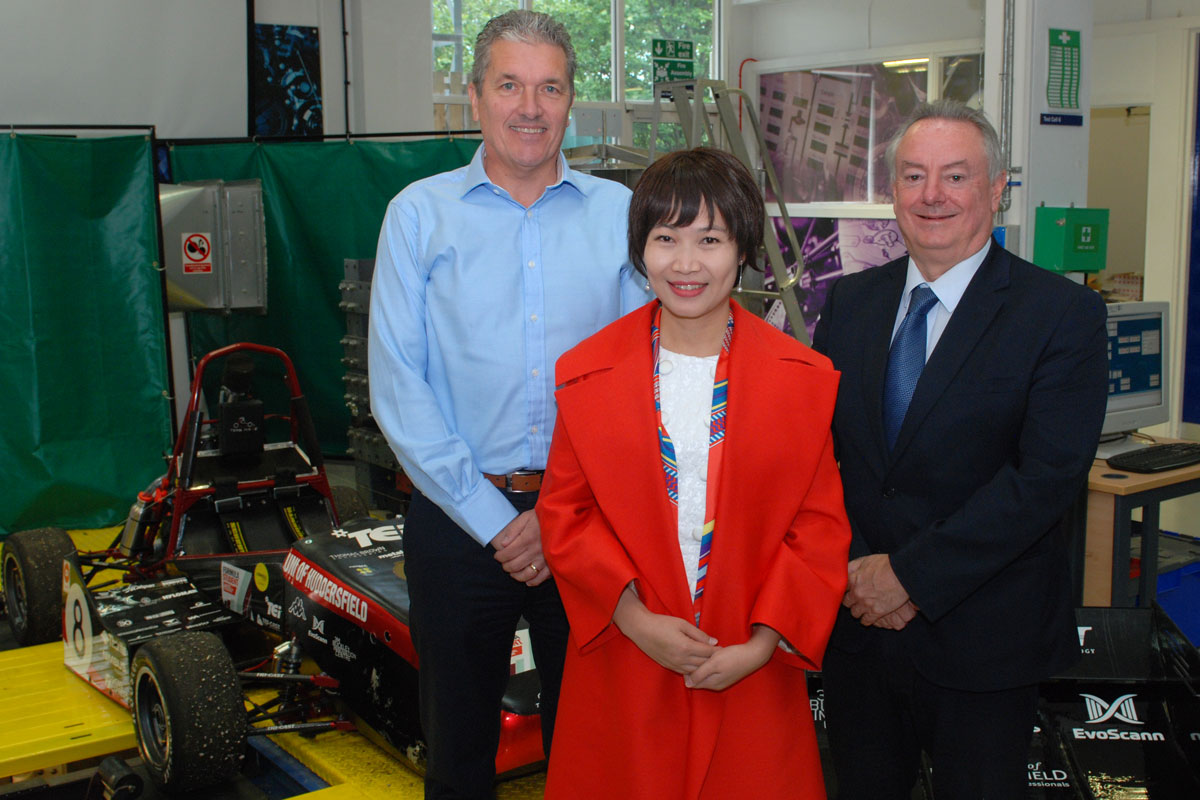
left=182, top=232, right=212, bottom=274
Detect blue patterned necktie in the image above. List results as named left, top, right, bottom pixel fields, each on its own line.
left=883, top=284, right=939, bottom=450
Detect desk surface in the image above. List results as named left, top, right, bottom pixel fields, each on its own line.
left=1089, top=457, right=1200, bottom=495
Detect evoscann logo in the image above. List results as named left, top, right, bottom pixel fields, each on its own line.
left=1072, top=693, right=1165, bottom=742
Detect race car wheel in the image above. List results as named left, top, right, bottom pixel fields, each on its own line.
left=2, top=527, right=74, bottom=646
left=331, top=484, right=370, bottom=524
left=131, top=631, right=247, bottom=792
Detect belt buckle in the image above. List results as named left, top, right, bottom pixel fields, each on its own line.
left=507, top=469, right=541, bottom=493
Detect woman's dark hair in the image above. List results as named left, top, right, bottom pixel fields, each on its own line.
left=628, top=147, right=764, bottom=278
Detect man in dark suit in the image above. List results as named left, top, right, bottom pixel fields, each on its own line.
left=812, top=100, right=1108, bottom=798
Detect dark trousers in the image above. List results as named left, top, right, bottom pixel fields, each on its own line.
left=404, top=489, right=568, bottom=800
left=822, top=633, right=1039, bottom=800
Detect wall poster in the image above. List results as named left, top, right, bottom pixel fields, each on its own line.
left=251, top=24, right=324, bottom=137
left=762, top=217, right=907, bottom=340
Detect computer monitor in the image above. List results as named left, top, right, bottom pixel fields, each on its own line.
left=1095, top=300, right=1170, bottom=459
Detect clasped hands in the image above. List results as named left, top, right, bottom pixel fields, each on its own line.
left=611, top=585, right=779, bottom=691
left=490, top=510, right=550, bottom=586
left=843, top=553, right=919, bottom=630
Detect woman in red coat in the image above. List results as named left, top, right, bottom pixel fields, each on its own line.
left=536, top=148, right=851, bottom=799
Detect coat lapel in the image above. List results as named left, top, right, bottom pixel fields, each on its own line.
left=553, top=306, right=695, bottom=618
left=889, top=242, right=1011, bottom=460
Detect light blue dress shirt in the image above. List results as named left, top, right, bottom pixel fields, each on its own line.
left=368, top=145, right=652, bottom=546
left=890, top=240, right=992, bottom=359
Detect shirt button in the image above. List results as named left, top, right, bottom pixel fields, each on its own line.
left=531, top=425, right=539, bottom=434
left=528, top=260, right=535, bottom=268
left=661, top=410, right=670, bottom=426
left=526, top=210, right=533, bottom=218
left=698, top=471, right=707, bottom=483
left=659, top=359, right=673, bottom=374
left=691, top=526, right=705, bottom=542
left=492, top=188, right=500, bottom=195
left=882, top=487, right=896, bottom=498
left=531, top=368, right=540, bottom=377
left=530, top=314, right=538, bottom=322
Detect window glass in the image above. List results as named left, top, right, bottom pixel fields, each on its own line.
left=431, top=0, right=524, bottom=80
left=535, top=0, right=612, bottom=101
left=943, top=54, right=984, bottom=108
left=623, top=0, right=713, bottom=101
left=632, top=121, right=687, bottom=153
left=432, top=0, right=611, bottom=101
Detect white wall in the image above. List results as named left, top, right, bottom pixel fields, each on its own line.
left=0, top=0, right=247, bottom=138
left=729, top=0, right=986, bottom=69
left=0, top=0, right=433, bottom=138
left=351, top=0, right=435, bottom=133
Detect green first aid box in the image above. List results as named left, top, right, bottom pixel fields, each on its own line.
left=1032, top=206, right=1109, bottom=273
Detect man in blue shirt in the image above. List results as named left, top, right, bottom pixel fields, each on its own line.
left=368, top=10, right=650, bottom=798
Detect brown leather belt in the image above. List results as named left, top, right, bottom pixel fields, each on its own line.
left=484, top=470, right=544, bottom=493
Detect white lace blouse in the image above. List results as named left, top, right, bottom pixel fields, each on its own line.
left=657, top=346, right=719, bottom=597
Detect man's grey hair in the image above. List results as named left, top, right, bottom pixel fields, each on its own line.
left=885, top=99, right=1005, bottom=182
left=469, top=9, right=576, bottom=98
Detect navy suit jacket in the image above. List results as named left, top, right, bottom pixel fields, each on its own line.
left=811, top=241, right=1108, bottom=691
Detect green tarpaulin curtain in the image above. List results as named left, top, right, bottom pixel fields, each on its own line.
left=169, top=138, right=479, bottom=454
left=1, top=135, right=172, bottom=537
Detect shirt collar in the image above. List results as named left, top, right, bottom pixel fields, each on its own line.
left=460, top=144, right=580, bottom=202
left=901, top=239, right=991, bottom=315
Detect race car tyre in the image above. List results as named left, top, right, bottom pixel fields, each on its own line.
left=332, top=484, right=370, bottom=524
left=131, top=631, right=247, bottom=792
left=2, top=527, right=75, bottom=646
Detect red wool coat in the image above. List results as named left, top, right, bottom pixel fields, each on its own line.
left=537, top=301, right=851, bottom=800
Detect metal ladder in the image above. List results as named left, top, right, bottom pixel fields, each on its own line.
left=649, top=79, right=812, bottom=345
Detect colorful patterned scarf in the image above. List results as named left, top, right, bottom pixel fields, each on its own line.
left=650, top=302, right=734, bottom=618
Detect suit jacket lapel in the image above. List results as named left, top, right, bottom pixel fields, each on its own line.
left=889, top=243, right=1011, bottom=460
left=863, top=262, right=907, bottom=462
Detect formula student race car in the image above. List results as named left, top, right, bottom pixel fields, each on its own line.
left=2, top=343, right=545, bottom=792
left=3, top=342, right=347, bottom=649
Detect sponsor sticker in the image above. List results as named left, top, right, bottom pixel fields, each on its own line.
left=221, top=562, right=252, bottom=614
left=299, top=565, right=369, bottom=623
left=330, top=545, right=387, bottom=561
left=331, top=523, right=402, bottom=549
left=1077, top=625, right=1095, bottom=655
left=1027, top=762, right=1069, bottom=788
left=332, top=636, right=357, bottom=662
left=1082, top=693, right=1140, bottom=725
left=254, top=562, right=270, bottom=592
left=1072, top=693, right=1166, bottom=742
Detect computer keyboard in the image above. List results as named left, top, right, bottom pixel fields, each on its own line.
left=1105, top=442, right=1200, bottom=473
